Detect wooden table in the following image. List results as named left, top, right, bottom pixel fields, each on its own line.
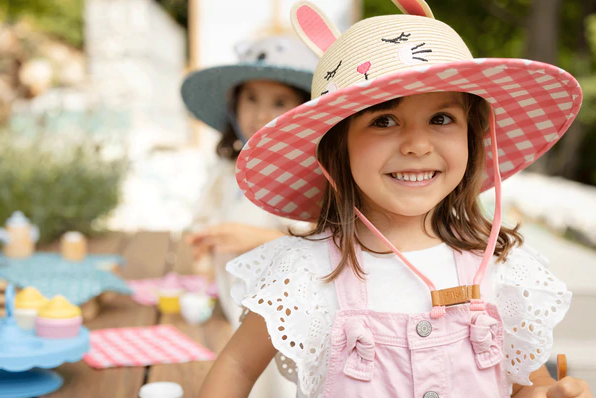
left=39, top=231, right=232, bottom=398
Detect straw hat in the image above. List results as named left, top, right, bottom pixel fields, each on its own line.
left=235, top=0, right=582, bottom=222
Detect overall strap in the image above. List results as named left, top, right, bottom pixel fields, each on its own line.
left=327, top=239, right=368, bottom=311
left=454, top=250, right=482, bottom=287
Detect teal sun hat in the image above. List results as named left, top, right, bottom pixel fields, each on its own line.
left=181, top=35, right=319, bottom=134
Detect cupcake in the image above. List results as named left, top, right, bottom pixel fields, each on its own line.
left=14, top=287, right=49, bottom=330
left=35, top=295, right=82, bottom=339
left=61, top=231, right=87, bottom=262
left=156, top=273, right=183, bottom=314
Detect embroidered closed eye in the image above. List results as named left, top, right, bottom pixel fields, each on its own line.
left=325, top=61, right=342, bottom=81
left=381, top=32, right=411, bottom=44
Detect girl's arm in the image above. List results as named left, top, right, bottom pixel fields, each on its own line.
left=512, top=365, right=593, bottom=397
left=511, top=366, right=555, bottom=397
left=188, top=224, right=285, bottom=257
left=198, top=311, right=278, bottom=398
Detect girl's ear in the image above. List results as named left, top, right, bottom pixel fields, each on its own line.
left=391, top=0, right=434, bottom=18
left=291, top=1, right=341, bottom=58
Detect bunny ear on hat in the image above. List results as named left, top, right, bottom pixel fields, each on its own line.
left=391, top=0, right=434, bottom=18
left=291, top=1, right=341, bottom=58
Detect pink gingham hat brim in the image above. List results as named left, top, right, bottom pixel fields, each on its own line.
left=236, top=58, right=582, bottom=222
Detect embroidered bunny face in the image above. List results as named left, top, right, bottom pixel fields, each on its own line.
left=235, top=36, right=319, bottom=71
left=291, top=2, right=473, bottom=99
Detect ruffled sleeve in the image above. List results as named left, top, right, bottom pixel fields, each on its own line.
left=494, top=246, right=572, bottom=385
left=226, top=236, right=333, bottom=397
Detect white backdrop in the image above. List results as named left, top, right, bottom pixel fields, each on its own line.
left=197, top=0, right=357, bottom=68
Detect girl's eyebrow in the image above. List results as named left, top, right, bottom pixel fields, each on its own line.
left=354, top=96, right=465, bottom=120
left=273, top=95, right=294, bottom=102
left=434, top=100, right=465, bottom=110
left=359, top=98, right=402, bottom=116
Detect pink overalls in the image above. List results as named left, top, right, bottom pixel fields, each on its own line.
left=321, top=241, right=510, bottom=398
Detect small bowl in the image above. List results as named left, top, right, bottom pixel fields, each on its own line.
left=157, top=288, right=183, bottom=314
left=139, top=382, right=183, bottom=398
left=179, top=293, right=214, bottom=325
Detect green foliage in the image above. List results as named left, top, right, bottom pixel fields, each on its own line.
left=0, top=132, right=127, bottom=243
left=1, top=0, right=84, bottom=47
left=155, top=0, right=188, bottom=28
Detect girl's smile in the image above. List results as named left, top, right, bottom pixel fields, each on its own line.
left=386, top=169, right=441, bottom=187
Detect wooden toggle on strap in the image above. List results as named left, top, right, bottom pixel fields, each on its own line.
left=431, top=285, right=481, bottom=307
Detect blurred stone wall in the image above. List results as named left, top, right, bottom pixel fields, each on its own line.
left=85, top=0, right=189, bottom=155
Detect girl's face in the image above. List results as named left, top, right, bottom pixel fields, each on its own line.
left=347, top=92, right=469, bottom=219
left=236, top=80, right=306, bottom=140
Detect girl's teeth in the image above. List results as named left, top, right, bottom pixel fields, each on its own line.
left=390, top=171, right=437, bottom=181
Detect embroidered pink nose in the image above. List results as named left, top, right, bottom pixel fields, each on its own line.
left=470, top=314, right=503, bottom=369
left=343, top=320, right=375, bottom=381
left=357, top=62, right=371, bottom=75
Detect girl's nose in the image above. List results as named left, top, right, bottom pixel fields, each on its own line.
left=399, top=126, right=434, bottom=156
left=256, top=109, right=271, bottom=125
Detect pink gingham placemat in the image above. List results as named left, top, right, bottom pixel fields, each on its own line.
left=83, top=325, right=216, bottom=368
left=127, top=274, right=218, bottom=305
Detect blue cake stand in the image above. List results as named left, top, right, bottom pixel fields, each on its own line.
left=0, top=284, right=90, bottom=398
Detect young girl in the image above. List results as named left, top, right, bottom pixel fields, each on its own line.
left=200, top=1, right=592, bottom=398
left=181, top=35, right=317, bottom=397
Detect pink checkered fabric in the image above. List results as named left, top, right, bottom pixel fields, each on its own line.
left=237, top=58, right=582, bottom=222
left=83, top=325, right=216, bottom=368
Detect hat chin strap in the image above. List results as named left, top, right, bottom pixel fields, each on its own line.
left=226, top=106, right=248, bottom=145
left=318, top=106, right=502, bottom=318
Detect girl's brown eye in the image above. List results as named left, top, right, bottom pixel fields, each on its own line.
left=372, top=115, right=397, bottom=128
left=430, top=113, right=454, bottom=125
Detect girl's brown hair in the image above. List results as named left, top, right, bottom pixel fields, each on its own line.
left=302, top=93, right=523, bottom=281
left=216, top=85, right=311, bottom=161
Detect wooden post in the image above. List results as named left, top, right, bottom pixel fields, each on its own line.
left=188, top=0, right=202, bottom=147
left=188, top=0, right=199, bottom=70
left=352, top=0, right=363, bottom=22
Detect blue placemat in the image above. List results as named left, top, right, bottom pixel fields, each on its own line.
left=0, top=252, right=125, bottom=270
left=0, top=253, right=131, bottom=305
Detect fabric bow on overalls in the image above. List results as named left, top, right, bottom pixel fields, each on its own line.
left=470, top=313, right=503, bottom=369
left=343, top=320, right=375, bottom=381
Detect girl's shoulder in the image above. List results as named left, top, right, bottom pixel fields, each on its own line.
left=227, top=233, right=333, bottom=281
left=226, top=233, right=334, bottom=396
left=493, top=243, right=568, bottom=296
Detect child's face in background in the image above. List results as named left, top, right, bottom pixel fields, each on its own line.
left=236, top=80, right=305, bottom=140
left=347, top=92, right=469, bottom=220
